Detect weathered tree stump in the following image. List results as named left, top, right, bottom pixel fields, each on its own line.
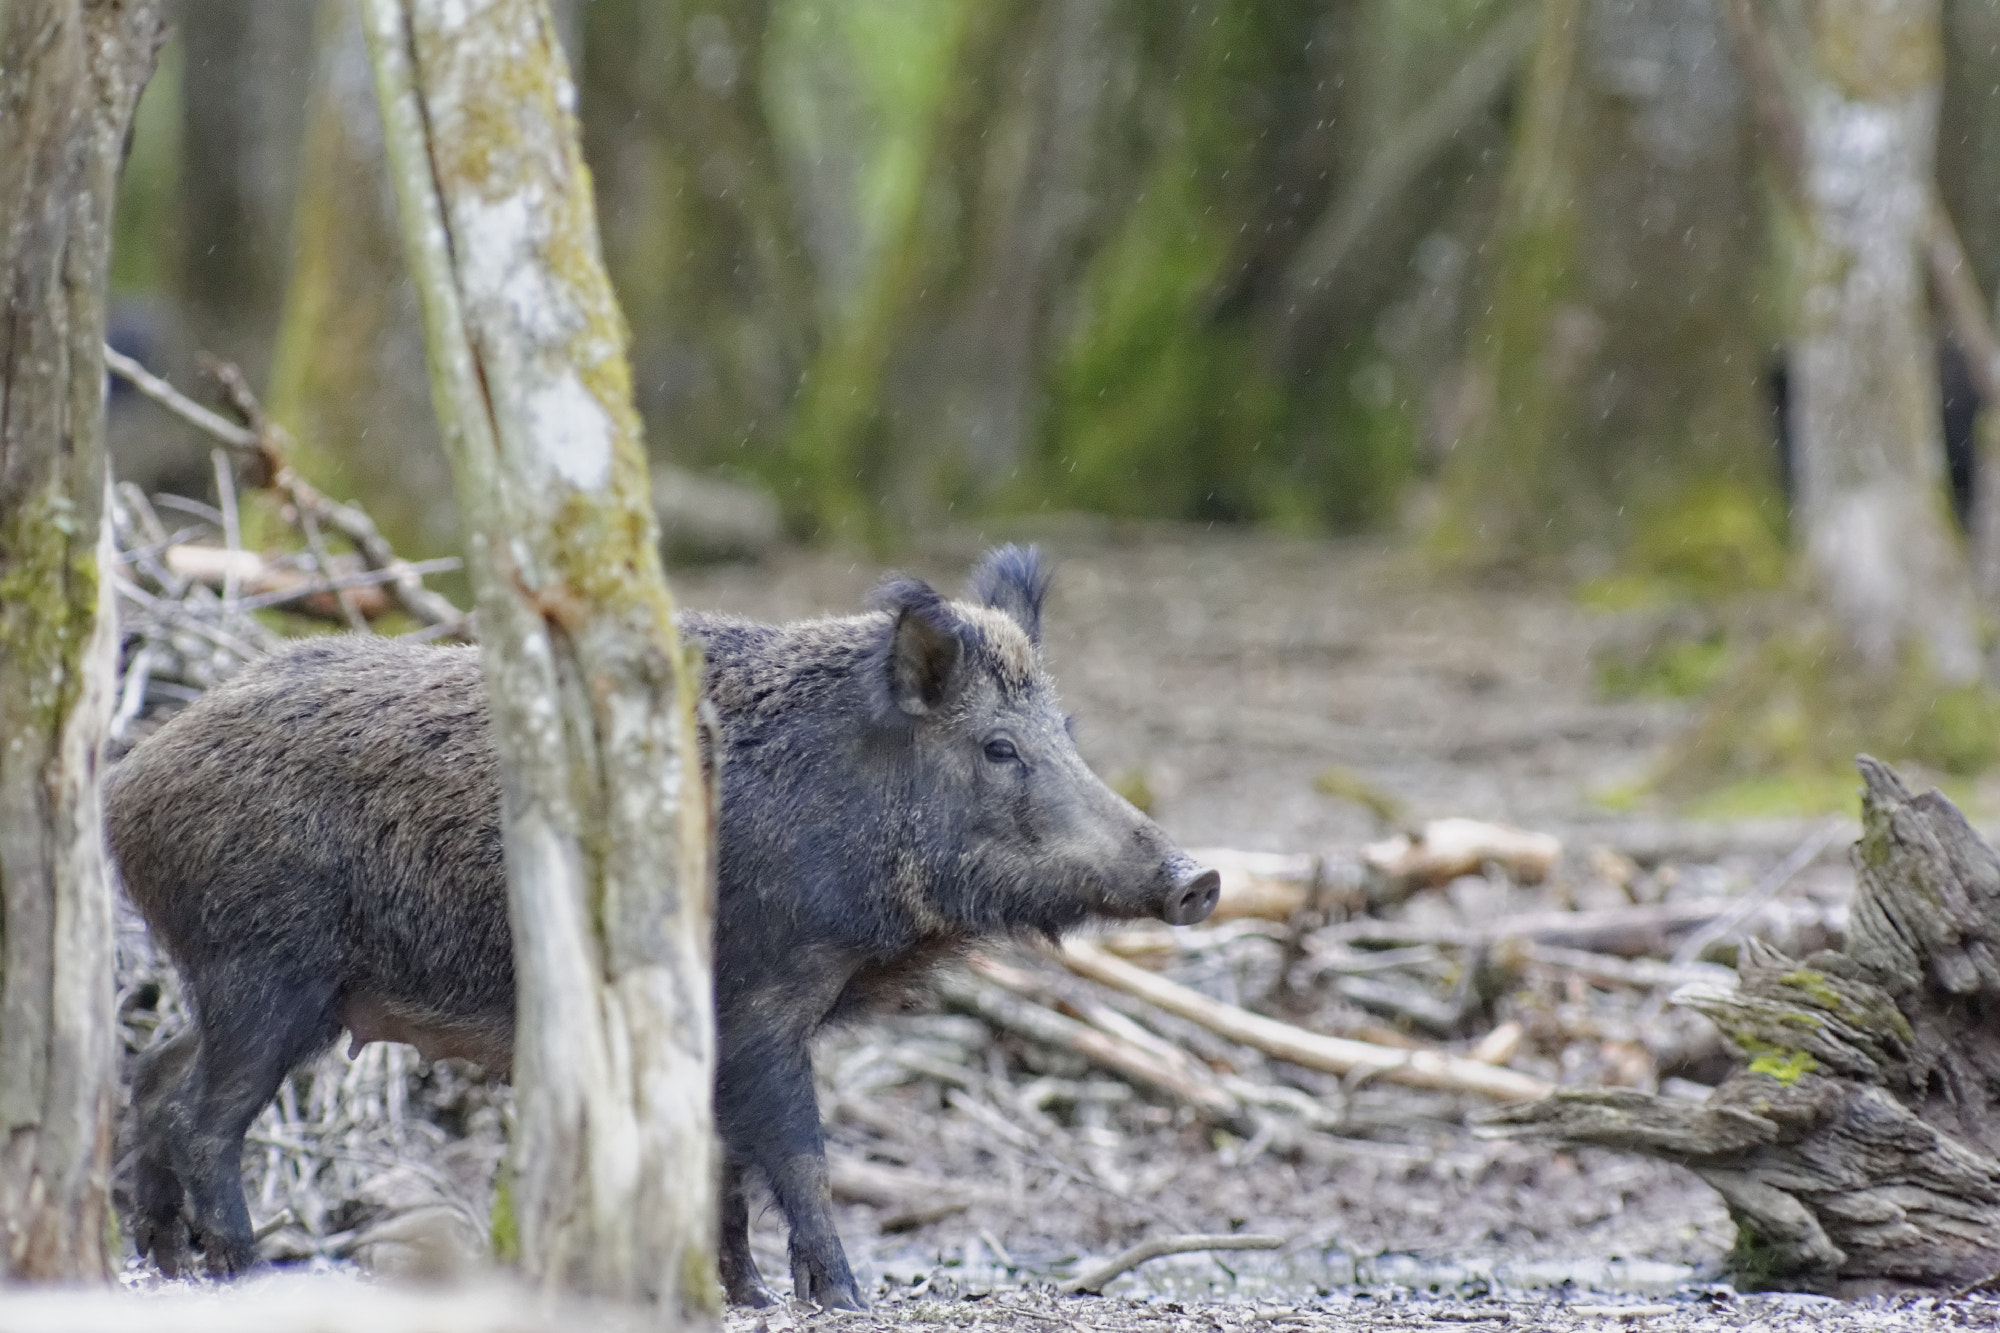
left=1481, top=756, right=2000, bottom=1295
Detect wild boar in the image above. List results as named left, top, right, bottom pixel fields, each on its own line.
left=108, top=545, right=1219, bottom=1307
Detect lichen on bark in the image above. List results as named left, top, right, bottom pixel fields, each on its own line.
left=363, top=0, right=718, bottom=1317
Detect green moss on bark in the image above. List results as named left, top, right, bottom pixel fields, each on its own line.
left=0, top=487, right=100, bottom=736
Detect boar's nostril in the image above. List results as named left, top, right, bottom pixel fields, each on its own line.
left=1161, top=867, right=1221, bottom=926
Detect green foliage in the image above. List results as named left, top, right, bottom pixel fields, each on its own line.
left=1595, top=632, right=1729, bottom=701
left=1313, top=766, right=1408, bottom=825
left=1110, top=768, right=1156, bottom=816
left=1626, top=483, right=1789, bottom=598
left=490, top=1166, right=518, bottom=1263
left=1654, top=614, right=2000, bottom=811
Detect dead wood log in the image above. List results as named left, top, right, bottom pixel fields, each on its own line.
left=1056, top=940, right=1551, bottom=1103
left=1321, top=895, right=1836, bottom=958
left=1478, top=757, right=2000, bottom=1294
left=1363, top=818, right=1562, bottom=888
left=939, top=961, right=1245, bottom=1123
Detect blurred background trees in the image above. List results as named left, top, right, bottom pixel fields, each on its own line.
left=107, top=0, right=2000, bottom=805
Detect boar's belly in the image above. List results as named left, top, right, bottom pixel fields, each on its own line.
left=339, top=992, right=513, bottom=1071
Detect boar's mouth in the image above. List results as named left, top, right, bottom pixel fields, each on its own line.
left=1159, top=860, right=1220, bottom=926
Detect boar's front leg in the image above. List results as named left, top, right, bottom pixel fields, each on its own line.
left=716, top=1030, right=864, bottom=1310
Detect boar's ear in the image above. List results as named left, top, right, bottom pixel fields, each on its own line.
left=967, top=543, right=1050, bottom=645
left=866, top=576, right=964, bottom=719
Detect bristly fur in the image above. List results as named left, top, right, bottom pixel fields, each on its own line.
left=967, top=544, right=1051, bottom=645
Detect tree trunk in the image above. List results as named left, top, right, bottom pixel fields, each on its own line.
left=1433, top=0, right=1778, bottom=577
left=889, top=0, right=1118, bottom=504
left=1484, top=757, right=2000, bottom=1294
left=579, top=0, right=814, bottom=482
left=1786, top=0, right=1982, bottom=682
left=176, top=0, right=317, bottom=384
left=265, top=0, right=459, bottom=566
left=362, top=0, right=719, bottom=1317
left=0, top=0, right=167, bottom=1281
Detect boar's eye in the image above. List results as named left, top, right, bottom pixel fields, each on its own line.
left=983, top=737, right=1019, bottom=763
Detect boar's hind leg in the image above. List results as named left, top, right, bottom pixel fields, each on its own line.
left=130, top=1027, right=202, bottom=1276
left=718, top=1156, right=775, bottom=1306
left=172, top=967, right=341, bottom=1276
left=718, top=1040, right=864, bottom=1309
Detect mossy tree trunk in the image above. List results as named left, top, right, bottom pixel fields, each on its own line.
left=363, top=0, right=719, bottom=1317
left=886, top=0, right=1118, bottom=509
left=578, top=0, right=815, bottom=483
left=1433, top=0, right=1779, bottom=580
left=0, top=0, right=167, bottom=1281
left=1486, top=758, right=2000, bottom=1293
left=777, top=0, right=1024, bottom=536
left=1784, top=0, right=1981, bottom=681
left=265, top=0, right=459, bottom=566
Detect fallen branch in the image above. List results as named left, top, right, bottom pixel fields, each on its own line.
left=940, top=964, right=1242, bottom=1123
left=1321, top=895, right=1832, bottom=958
left=1060, top=1233, right=1283, bottom=1295
left=1522, top=943, right=1733, bottom=992
left=1363, top=817, right=1562, bottom=888
left=1056, top=939, right=1551, bottom=1103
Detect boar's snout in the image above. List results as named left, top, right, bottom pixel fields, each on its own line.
left=1160, top=855, right=1220, bottom=925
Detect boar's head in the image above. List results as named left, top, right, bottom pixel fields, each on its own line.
left=864, top=545, right=1219, bottom=935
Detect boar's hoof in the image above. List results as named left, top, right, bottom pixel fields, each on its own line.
left=724, top=1274, right=779, bottom=1308
left=1161, top=866, right=1221, bottom=926
left=136, top=1216, right=193, bottom=1279
left=792, top=1253, right=867, bottom=1310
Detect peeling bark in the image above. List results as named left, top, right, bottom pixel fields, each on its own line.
left=362, top=0, right=718, bottom=1317
left=1483, top=757, right=2000, bottom=1294
left=0, top=0, right=168, bottom=1282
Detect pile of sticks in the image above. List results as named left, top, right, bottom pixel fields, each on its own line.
left=104, top=347, right=468, bottom=752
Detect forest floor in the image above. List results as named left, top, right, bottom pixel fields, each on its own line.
left=69, top=524, right=1997, bottom=1331
left=667, top=525, right=1908, bottom=1326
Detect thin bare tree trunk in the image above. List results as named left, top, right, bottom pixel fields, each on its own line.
left=177, top=0, right=316, bottom=384
left=361, top=0, right=719, bottom=1317
left=1787, top=0, right=1982, bottom=681
left=0, top=0, right=167, bottom=1282
left=266, top=0, right=458, bottom=564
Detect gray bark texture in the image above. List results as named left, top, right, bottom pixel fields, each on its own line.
left=0, top=0, right=167, bottom=1281
left=361, top=0, right=720, bottom=1317
left=1483, top=757, right=2000, bottom=1294
left=1786, top=0, right=1983, bottom=682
